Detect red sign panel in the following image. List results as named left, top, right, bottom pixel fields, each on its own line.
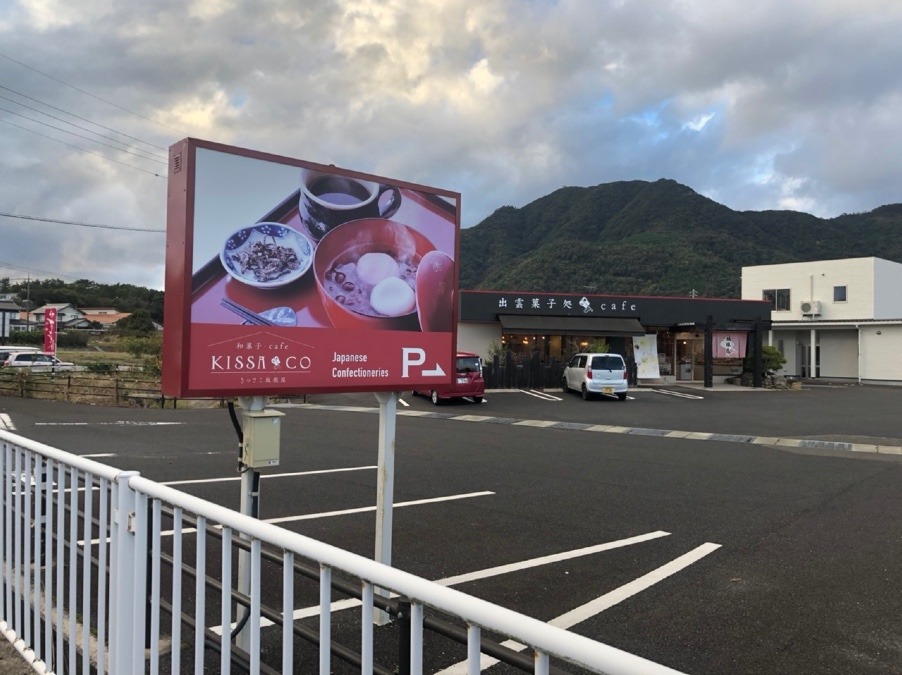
left=162, top=139, right=460, bottom=398
left=43, top=307, right=57, bottom=355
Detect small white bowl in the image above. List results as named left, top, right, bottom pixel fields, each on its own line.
left=220, top=222, right=313, bottom=289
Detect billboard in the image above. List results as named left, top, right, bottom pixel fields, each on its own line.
left=162, top=139, right=459, bottom=398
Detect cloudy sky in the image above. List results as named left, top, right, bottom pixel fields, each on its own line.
left=1, top=0, right=901, bottom=291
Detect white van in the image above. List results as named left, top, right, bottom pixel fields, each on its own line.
left=562, top=352, right=629, bottom=400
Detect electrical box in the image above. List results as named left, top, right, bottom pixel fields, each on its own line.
left=241, top=409, right=285, bottom=469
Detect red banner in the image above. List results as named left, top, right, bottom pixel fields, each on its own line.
left=43, top=307, right=58, bottom=354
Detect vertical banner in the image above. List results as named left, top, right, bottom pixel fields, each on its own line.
left=43, top=307, right=58, bottom=355
left=713, top=331, right=747, bottom=358
left=632, top=333, right=661, bottom=379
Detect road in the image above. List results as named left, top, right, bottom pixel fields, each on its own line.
left=1, top=382, right=901, bottom=674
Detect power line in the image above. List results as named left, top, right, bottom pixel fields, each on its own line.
left=0, top=105, right=167, bottom=165
left=0, top=51, right=188, bottom=137
left=0, top=84, right=167, bottom=153
left=0, top=212, right=164, bottom=233
left=0, top=118, right=165, bottom=178
left=0, top=260, right=80, bottom=281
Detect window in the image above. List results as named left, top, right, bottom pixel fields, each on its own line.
left=763, top=289, right=790, bottom=311
left=455, top=356, right=481, bottom=373
left=833, top=285, right=847, bottom=302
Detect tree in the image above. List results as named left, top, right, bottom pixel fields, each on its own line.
left=114, top=308, right=157, bottom=335
left=744, top=345, right=787, bottom=375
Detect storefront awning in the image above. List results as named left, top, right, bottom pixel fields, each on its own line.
left=499, top=315, right=646, bottom=336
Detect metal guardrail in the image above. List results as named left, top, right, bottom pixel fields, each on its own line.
left=0, top=428, right=684, bottom=674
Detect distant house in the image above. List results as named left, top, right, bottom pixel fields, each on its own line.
left=0, top=300, right=20, bottom=339
left=81, top=307, right=133, bottom=330
left=30, top=303, right=92, bottom=330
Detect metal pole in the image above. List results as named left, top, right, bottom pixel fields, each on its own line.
left=373, top=391, right=398, bottom=625
left=397, top=599, right=411, bottom=675
left=703, top=315, right=713, bottom=388
left=753, top=319, right=764, bottom=388
left=236, top=395, right=265, bottom=652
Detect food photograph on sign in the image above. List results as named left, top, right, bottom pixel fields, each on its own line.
left=163, top=140, right=460, bottom=398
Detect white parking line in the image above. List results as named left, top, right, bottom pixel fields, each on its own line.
left=436, top=542, right=722, bottom=674
left=211, top=530, right=672, bottom=633
left=0, top=413, right=15, bottom=430
left=160, top=465, right=377, bottom=486
left=651, top=389, right=705, bottom=400
left=34, top=421, right=185, bottom=426
left=155, top=490, right=495, bottom=537
left=520, top=389, right=563, bottom=401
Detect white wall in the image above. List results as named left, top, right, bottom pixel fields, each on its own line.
left=770, top=330, right=802, bottom=376
left=818, top=331, right=858, bottom=378
left=457, top=323, right=500, bottom=360
left=742, top=257, right=881, bottom=320
left=873, top=258, right=902, bottom=319
left=860, top=325, right=902, bottom=383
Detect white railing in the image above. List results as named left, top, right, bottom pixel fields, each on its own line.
left=1, top=428, right=684, bottom=674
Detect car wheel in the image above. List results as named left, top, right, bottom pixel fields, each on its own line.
left=430, top=390, right=441, bottom=405
left=617, top=392, right=627, bottom=401
left=562, top=378, right=569, bottom=393
left=581, top=385, right=591, bottom=400
left=473, top=396, right=483, bottom=404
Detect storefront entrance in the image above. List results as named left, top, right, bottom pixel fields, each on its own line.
left=676, top=333, right=704, bottom=381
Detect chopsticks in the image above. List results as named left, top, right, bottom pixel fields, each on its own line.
left=220, top=297, right=276, bottom=326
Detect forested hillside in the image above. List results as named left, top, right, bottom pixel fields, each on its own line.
left=459, top=179, right=902, bottom=297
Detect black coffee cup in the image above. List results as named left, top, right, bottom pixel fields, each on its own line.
left=299, top=171, right=402, bottom=241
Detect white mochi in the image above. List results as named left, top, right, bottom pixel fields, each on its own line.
left=370, top=277, right=416, bottom=316
left=356, top=252, right=399, bottom=286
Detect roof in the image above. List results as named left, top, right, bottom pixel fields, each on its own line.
left=0, top=301, right=20, bottom=312
left=33, top=303, right=78, bottom=313
left=85, top=312, right=131, bottom=325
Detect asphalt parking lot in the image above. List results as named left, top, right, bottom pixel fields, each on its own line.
left=2, top=382, right=901, bottom=673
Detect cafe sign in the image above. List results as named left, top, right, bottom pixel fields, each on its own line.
left=162, top=138, right=460, bottom=398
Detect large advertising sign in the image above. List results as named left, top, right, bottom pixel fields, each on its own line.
left=162, top=139, right=460, bottom=398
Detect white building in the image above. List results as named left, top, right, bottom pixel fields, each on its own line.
left=742, top=257, right=902, bottom=384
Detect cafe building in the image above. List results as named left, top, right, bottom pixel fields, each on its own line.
left=457, top=290, right=772, bottom=387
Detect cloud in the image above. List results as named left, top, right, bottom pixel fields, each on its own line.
left=1, top=0, right=901, bottom=290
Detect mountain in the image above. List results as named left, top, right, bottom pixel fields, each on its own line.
left=459, top=179, right=902, bottom=297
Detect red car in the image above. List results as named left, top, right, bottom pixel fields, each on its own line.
left=413, top=352, right=485, bottom=405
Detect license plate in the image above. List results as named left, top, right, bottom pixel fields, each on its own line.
left=457, top=377, right=468, bottom=384
left=602, top=387, right=614, bottom=394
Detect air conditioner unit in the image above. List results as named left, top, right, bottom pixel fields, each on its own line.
left=800, top=300, right=821, bottom=315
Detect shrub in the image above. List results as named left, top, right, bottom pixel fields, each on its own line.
left=122, top=334, right=163, bottom=358
left=86, top=362, right=117, bottom=375
left=744, top=345, right=787, bottom=375
left=142, top=355, right=162, bottom=376
left=585, top=338, right=610, bottom=354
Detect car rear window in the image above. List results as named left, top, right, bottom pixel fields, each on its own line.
left=456, top=356, right=481, bottom=373
left=590, top=355, right=623, bottom=370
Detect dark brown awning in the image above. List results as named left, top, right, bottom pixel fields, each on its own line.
left=498, top=315, right=646, bottom=336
